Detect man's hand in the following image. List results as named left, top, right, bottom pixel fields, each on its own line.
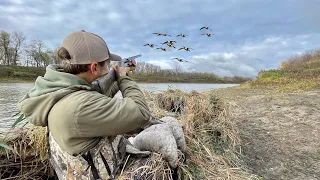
left=112, top=59, right=137, bottom=78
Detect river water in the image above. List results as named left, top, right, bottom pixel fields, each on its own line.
left=0, top=82, right=239, bottom=133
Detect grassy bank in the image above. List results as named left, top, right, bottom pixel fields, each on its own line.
left=0, top=65, right=248, bottom=84
left=242, top=68, right=320, bottom=92
left=0, top=65, right=46, bottom=82
left=242, top=48, right=320, bottom=92
left=131, top=74, right=236, bottom=83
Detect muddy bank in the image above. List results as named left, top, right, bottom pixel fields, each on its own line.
left=213, top=87, right=320, bottom=180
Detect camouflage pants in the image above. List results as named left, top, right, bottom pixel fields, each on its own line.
left=48, top=133, right=125, bottom=180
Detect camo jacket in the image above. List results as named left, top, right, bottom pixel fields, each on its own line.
left=48, top=132, right=126, bottom=180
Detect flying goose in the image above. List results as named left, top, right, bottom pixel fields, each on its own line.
left=156, top=47, right=171, bottom=52
left=143, top=43, right=157, bottom=48
left=200, top=26, right=212, bottom=31
left=176, top=34, right=188, bottom=38
left=178, top=46, right=194, bottom=51
left=201, top=33, right=214, bottom=37
left=162, top=41, right=177, bottom=48
left=172, top=58, right=189, bottom=62
left=152, top=33, right=171, bottom=37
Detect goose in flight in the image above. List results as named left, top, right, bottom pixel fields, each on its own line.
left=156, top=47, right=171, bottom=52
left=161, top=33, right=171, bottom=37
left=162, top=40, right=177, bottom=45
left=176, top=34, right=188, bottom=38
left=162, top=41, right=177, bottom=48
left=201, top=33, right=214, bottom=37
left=143, top=43, right=157, bottom=48
left=152, top=33, right=171, bottom=37
left=172, top=58, right=189, bottom=62
left=200, top=26, right=212, bottom=31
left=178, top=46, right=194, bottom=51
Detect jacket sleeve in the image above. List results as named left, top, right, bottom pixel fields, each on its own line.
left=105, top=82, right=120, bottom=98
left=75, top=76, right=151, bottom=137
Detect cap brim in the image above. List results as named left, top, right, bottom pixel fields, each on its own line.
left=109, top=53, right=122, bottom=61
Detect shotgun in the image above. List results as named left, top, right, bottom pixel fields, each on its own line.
left=91, top=54, right=142, bottom=94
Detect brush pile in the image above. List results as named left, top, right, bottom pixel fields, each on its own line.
left=1, top=89, right=258, bottom=180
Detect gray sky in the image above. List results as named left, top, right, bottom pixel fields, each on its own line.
left=1, top=0, right=319, bottom=77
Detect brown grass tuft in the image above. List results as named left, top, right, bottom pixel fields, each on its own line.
left=0, top=126, right=54, bottom=179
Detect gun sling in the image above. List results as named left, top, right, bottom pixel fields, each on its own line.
left=81, top=151, right=115, bottom=180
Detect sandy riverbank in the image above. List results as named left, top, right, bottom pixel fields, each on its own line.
left=213, top=86, right=320, bottom=180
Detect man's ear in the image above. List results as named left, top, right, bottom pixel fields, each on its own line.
left=89, top=62, right=98, bottom=75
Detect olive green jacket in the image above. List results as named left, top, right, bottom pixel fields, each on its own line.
left=17, top=65, right=151, bottom=155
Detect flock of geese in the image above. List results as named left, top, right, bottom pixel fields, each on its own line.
left=143, top=26, right=214, bottom=63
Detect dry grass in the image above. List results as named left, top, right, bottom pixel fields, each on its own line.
left=0, top=126, right=54, bottom=180
left=119, top=151, right=186, bottom=180
left=0, top=89, right=258, bottom=180
left=142, top=89, right=259, bottom=179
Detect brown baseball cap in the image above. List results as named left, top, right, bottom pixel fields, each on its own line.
left=60, top=30, right=122, bottom=64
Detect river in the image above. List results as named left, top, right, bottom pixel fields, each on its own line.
left=0, top=82, right=239, bottom=133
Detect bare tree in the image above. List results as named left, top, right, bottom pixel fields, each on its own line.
left=25, top=40, right=49, bottom=67
left=11, top=32, right=26, bottom=66
left=0, top=30, right=10, bottom=65
left=174, top=65, right=181, bottom=76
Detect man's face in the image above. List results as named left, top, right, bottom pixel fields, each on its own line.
left=97, top=60, right=110, bottom=77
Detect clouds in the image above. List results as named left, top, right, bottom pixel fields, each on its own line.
left=1, top=0, right=320, bottom=77
left=174, top=33, right=320, bottom=77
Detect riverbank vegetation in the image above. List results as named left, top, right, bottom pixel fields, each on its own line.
left=0, top=64, right=250, bottom=84
left=0, top=89, right=259, bottom=179
left=244, top=48, right=320, bottom=92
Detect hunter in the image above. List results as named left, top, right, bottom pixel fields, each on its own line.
left=17, top=30, right=151, bottom=179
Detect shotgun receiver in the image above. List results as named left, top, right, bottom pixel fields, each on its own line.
left=91, top=54, right=142, bottom=94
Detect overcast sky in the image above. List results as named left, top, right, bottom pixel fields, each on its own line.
left=1, top=0, right=319, bottom=77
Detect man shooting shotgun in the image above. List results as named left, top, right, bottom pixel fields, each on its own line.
left=17, top=30, right=152, bottom=179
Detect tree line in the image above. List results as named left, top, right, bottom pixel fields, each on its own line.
left=0, top=30, right=251, bottom=83
left=0, top=30, right=60, bottom=67
left=131, top=61, right=251, bottom=82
